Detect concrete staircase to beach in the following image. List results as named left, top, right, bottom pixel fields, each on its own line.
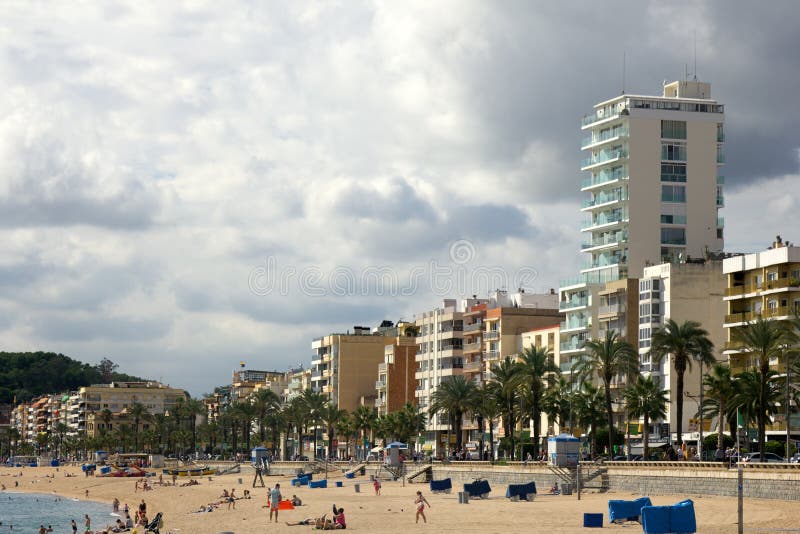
left=548, top=464, right=608, bottom=493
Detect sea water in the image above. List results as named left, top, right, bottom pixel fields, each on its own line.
left=0, top=492, right=115, bottom=533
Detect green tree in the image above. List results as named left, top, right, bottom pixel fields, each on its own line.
left=320, top=404, right=347, bottom=459
left=473, top=384, right=500, bottom=461
left=183, top=397, right=206, bottom=454
left=573, top=381, right=605, bottom=455
left=129, top=402, right=150, bottom=452
left=703, top=363, right=739, bottom=451
left=352, top=405, right=376, bottom=460
left=429, top=375, right=477, bottom=455
left=735, top=317, right=788, bottom=460
left=734, top=369, right=782, bottom=457
left=489, top=357, right=523, bottom=459
left=542, top=375, right=571, bottom=433
left=395, top=403, right=426, bottom=445
left=650, top=319, right=715, bottom=448
left=252, top=389, right=281, bottom=443
left=301, top=389, right=328, bottom=459
left=624, top=375, right=668, bottom=459
left=518, top=346, right=559, bottom=457
left=578, top=330, right=639, bottom=457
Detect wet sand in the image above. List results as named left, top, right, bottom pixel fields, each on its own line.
left=3, top=465, right=797, bottom=533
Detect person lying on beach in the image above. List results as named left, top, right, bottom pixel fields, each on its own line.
left=180, top=479, right=199, bottom=487
left=285, top=514, right=324, bottom=526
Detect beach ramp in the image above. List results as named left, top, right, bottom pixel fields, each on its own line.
left=344, top=463, right=367, bottom=477
left=608, top=497, right=652, bottom=524
left=406, top=464, right=432, bottom=483
left=641, top=499, right=696, bottom=534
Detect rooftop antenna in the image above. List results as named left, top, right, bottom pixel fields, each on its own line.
left=621, top=51, right=626, bottom=94
left=693, top=30, right=698, bottom=81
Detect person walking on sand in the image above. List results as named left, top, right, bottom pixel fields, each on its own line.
left=414, top=490, right=430, bottom=524
left=269, top=483, right=282, bottom=522
left=374, top=477, right=381, bottom=495
left=84, top=514, right=90, bottom=533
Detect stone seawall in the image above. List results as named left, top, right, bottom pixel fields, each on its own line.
left=429, top=463, right=800, bottom=501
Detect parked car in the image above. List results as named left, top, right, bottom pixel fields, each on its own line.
left=742, top=452, right=786, bottom=463
left=788, top=453, right=800, bottom=464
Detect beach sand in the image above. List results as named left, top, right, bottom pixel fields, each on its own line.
left=4, top=465, right=797, bottom=533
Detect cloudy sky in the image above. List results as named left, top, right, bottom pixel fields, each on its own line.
left=1, top=1, right=799, bottom=397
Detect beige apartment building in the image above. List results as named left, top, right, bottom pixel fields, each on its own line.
left=311, top=324, right=397, bottom=412
left=723, top=238, right=800, bottom=440
left=521, top=324, right=561, bottom=438
left=78, top=382, right=187, bottom=428
left=638, top=260, right=726, bottom=444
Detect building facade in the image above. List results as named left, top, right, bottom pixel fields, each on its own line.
left=375, top=325, right=418, bottom=416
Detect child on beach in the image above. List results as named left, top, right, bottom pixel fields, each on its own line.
left=374, top=478, right=381, bottom=495
left=414, top=491, right=430, bottom=524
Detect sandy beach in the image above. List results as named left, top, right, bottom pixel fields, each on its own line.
left=3, top=465, right=797, bottom=533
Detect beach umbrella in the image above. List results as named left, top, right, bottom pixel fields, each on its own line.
left=385, top=441, right=408, bottom=449
left=370, top=446, right=384, bottom=453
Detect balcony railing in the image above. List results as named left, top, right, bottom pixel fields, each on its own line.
left=581, top=108, right=624, bottom=127
left=463, top=341, right=483, bottom=352
left=581, top=190, right=627, bottom=209
left=463, top=360, right=483, bottom=372
left=581, top=212, right=625, bottom=230
left=582, top=254, right=624, bottom=270
left=581, top=169, right=628, bottom=190
left=581, top=127, right=629, bottom=149
left=560, top=318, right=588, bottom=331
left=560, top=339, right=584, bottom=352
left=484, top=330, right=499, bottom=340
left=598, top=303, right=625, bottom=316
left=463, top=322, right=483, bottom=333
left=581, top=231, right=627, bottom=251
left=581, top=149, right=629, bottom=169
left=375, top=380, right=386, bottom=389
left=560, top=296, right=588, bottom=310
left=725, top=306, right=793, bottom=324
left=378, top=363, right=387, bottom=372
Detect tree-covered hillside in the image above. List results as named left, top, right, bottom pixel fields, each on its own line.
left=0, top=352, right=144, bottom=403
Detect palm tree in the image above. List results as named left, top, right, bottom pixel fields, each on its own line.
left=283, top=397, right=308, bottom=459
left=735, top=317, right=787, bottom=460
left=543, top=375, right=572, bottom=433
left=518, top=346, right=559, bottom=457
left=252, top=389, right=281, bottom=443
left=301, top=390, right=328, bottom=459
left=578, top=330, right=639, bottom=458
left=573, top=382, right=605, bottom=456
left=183, top=398, right=206, bottom=454
left=53, top=422, right=69, bottom=457
left=352, top=405, right=376, bottom=460
left=99, top=409, right=113, bottom=436
left=624, top=375, right=668, bottom=459
left=336, top=414, right=356, bottom=459
left=429, top=375, right=477, bottom=456
left=320, top=404, right=347, bottom=459
left=703, top=363, right=739, bottom=451
left=395, top=403, right=426, bottom=446
left=129, top=402, right=150, bottom=453
left=734, top=370, right=782, bottom=456
left=650, top=319, right=714, bottom=448
left=489, top=356, right=523, bottom=459
left=473, top=384, right=500, bottom=461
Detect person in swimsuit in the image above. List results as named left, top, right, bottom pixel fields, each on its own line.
left=414, top=491, right=430, bottom=524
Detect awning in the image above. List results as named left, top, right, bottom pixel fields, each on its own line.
left=370, top=446, right=384, bottom=453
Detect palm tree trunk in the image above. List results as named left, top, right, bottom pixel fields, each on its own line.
left=489, top=420, right=495, bottom=463
left=717, top=404, right=725, bottom=451
left=643, top=415, right=650, bottom=459
left=759, top=371, right=767, bottom=461
left=676, top=368, right=685, bottom=447
left=605, top=383, right=614, bottom=458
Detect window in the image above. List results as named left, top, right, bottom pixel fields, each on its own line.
left=661, top=214, right=687, bottom=225
left=661, top=163, right=687, bottom=182
left=661, top=120, right=687, bottom=139
left=662, top=143, right=687, bottom=161
left=661, top=227, right=686, bottom=245
left=662, top=185, right=686, bottom=203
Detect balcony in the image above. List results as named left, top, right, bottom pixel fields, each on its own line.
left=581, top=169, right=628, bottom=191
left=463, top=360, right=483, bottom=372
left=560, top=361, right=577, bottom=373
left=661, top=237, right=686, bottom=246
left=581, top=108, right=624, bottom=128
left=560, top=296, right=588, bottom=310
left=581, top=190, right=627, bottom=210
left=581, top=127, right=629, bottom=149
left=724, top=306, right=793, bottom=324
left=582, top=254, right=625, bottom=270
left=581, top=212, right=626, bottom=231
left=717, top=216, right=724, bottom=228
left=374, top=398, right=385, bottom=408
left=463, top=322, right=483, bottom=333
left=581, top=149, right=629, bottom=170
left=463, top=341, right=483, bottom=353
left=378, top=363, right=387, bottom=372
left=560, top=339, right=585, bottom=352
left=484, top=330, right=499, bottom=341
left=485, top=350, right=500, bottom=360
left=598, top=302, right=625, bottom=316
left=581, top=231, right=627, bottom=252
left=375, top=380, right=386, bottom=390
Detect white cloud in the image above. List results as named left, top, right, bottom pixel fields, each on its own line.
left=0, top=1, right=798, bottom=395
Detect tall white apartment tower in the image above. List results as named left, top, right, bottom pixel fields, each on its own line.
left=560, top=79, right=725, bottom=378
left=579, top=80, right=725, bottom=283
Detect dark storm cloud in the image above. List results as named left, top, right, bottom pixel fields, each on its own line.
left=329, top=177, right=437, bottom=224
left=32, top=313, right=172, bottom=342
